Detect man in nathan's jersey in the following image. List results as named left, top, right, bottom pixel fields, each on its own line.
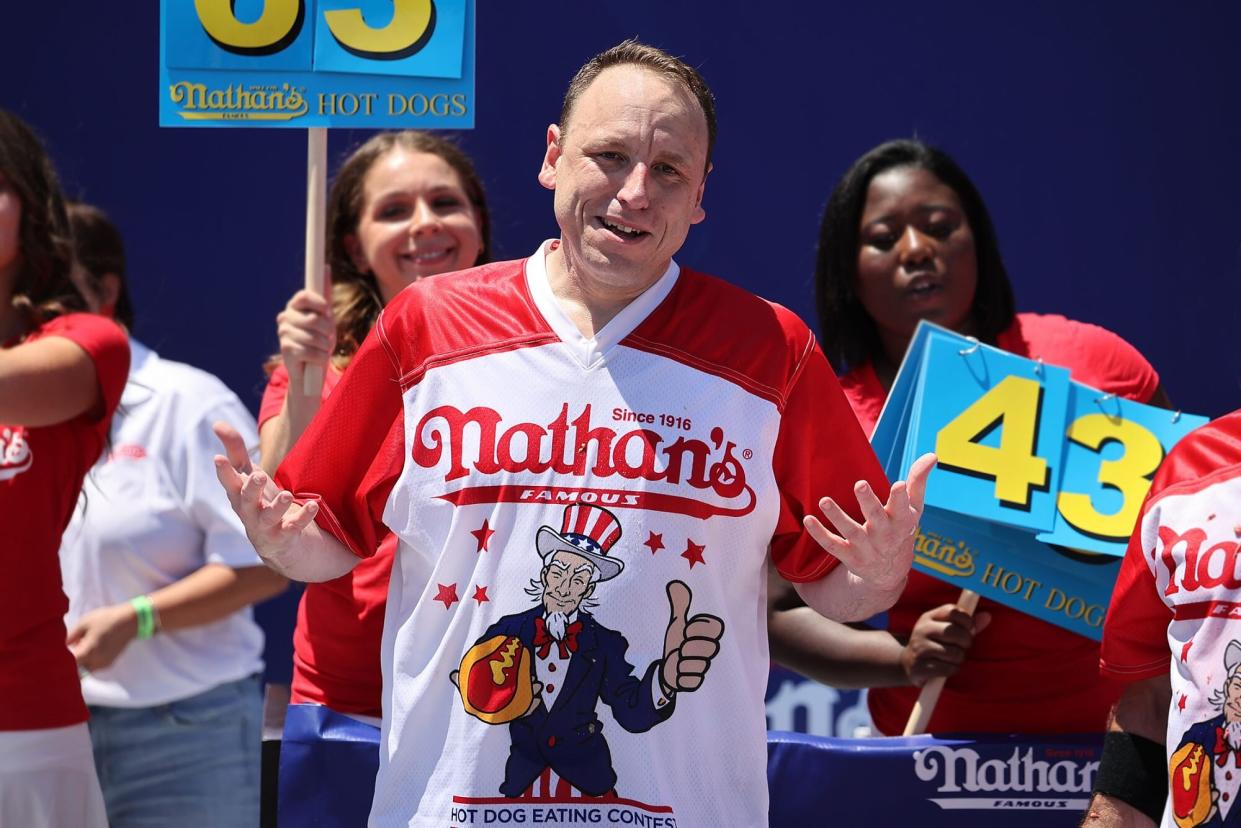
left=1085, top=409, right=1241, bottom=827
left=215, top=39, right=934, bottom=827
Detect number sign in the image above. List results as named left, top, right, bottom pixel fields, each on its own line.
left=871, top=321, right=1207, bottom=639
left=160, top=0, right=475, bottom=128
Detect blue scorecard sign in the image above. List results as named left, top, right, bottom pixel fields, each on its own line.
left=159, top=0, right=475, bottom=128
left=873, top=321, right=1207, bottom=639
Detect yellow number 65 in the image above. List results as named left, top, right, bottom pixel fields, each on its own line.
left=194, top=0, right=435, bottom=59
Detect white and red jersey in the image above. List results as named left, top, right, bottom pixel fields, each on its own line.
left=276, top=242, right=887, bottom=828
left=1102, top=409, right=1241, bottom=827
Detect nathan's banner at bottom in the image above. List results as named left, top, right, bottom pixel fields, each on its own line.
left=872, top=321, right=1207, bottom=639
left=769, top=731, right=1104, bottom=826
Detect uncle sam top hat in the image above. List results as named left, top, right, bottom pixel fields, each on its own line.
left=536, top=503, right=625, bottom=582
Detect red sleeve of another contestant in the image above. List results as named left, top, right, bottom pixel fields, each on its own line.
left=1100, top=477, right=1174, bottom=681
left=771, top=332, right=891, bottom=583
left=273, top=307, right=407, bottom=561
left=46, top=312, right=130, bottom=422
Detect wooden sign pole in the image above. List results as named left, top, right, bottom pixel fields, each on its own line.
left=302, top=127, right=328, bottom=397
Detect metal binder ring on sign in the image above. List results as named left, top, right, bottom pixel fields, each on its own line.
left=958, top=336, right=981, bottom=356
left=1172, top=410, right=1183, bottom=424
left=1034, top=357, right=1044, bottom=376
left=1095, top=392, right=1115, bottom=405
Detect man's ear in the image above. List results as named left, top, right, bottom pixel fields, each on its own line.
left=690, top=162, right=712, bottom=225
left=584, top=582, right=596, bottom=601
left=537, top=124, right=563, bottom=191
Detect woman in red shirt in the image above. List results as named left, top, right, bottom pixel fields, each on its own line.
left=0, top=110, right=129, bottom=827
left=769, top=138, right=1169, bottom=736
left=255, top=130, right=490, bottom=816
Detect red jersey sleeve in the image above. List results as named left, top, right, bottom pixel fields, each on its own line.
left=273, top=307, right=408, bottom=560
left=1102, top=411, right=1241, bottom=679
left=771, top=332, right=891, bottom=582
left=1099, top=492, right=1173, bottom=680
left=42, top=313, right=130, bottom=422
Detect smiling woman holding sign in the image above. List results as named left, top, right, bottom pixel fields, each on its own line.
left=249, top=129, right=490, bottom=817
left=769, top=138, right=1171, bottom=736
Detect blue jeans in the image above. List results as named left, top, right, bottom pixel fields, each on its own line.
left=88, top=675, right=262, bottom=828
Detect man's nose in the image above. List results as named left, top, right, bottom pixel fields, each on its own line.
left=617, top=163, right=651, bottom=210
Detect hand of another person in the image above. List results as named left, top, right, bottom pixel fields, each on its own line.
left=803, top=452, right=937, bottom=593
left=900, top=603, right=992, bottom=687
left=277, top=286, right=335, bottom=381
left=213, top=421, right=319, bottom=563
left=661, top=580, right=724, bottom=694
left=67, top=603, right=138, bottom=672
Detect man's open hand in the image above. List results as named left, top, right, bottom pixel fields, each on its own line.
left=213, top=421, right=318, bottom=563
left=804, top=452, right=936, bottom=593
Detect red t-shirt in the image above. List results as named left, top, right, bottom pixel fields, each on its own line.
left=0, top=313, right=129, bottom=730
left=260, top=363, right=392, bottom=718
left=841, top=313, right=1160, bottom=735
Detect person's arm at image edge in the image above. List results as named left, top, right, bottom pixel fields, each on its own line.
left=1080, top=674, right=1170, bottom=826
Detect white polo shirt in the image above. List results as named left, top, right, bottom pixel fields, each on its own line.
left=60, top=340, right=265, bottom=707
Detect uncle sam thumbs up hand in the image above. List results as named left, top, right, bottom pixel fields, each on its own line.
left=661, top=580, right=724, bottom=695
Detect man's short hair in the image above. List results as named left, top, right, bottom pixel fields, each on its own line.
left=559, top=39, right=717, bottom=172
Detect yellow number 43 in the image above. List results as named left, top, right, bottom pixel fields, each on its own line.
left=935, top=375, right=1050, bottom=508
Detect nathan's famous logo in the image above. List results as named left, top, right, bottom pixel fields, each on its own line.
left=914, top=529, right=976, bottom=578
left=412, top=403, right=754, bottom=519
left=0, top=427, right=32, bottom=482
left=1158, top=525, right=1241, bottom=600
left=913, top=745, right=1098, bottom=811
left=169, top=82, right=309, bottom=121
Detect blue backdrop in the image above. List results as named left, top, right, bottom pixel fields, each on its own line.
left=6, top=3, right=1240, bottom=680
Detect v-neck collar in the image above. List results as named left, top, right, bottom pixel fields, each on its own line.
left=524, top=239, right=679, bottom=369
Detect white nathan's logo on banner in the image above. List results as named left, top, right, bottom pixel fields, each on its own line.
left=0, top=427, right=32, bottom=481
left=913, top=745, right=1097, bottom=811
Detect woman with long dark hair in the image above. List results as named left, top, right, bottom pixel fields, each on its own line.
left=0, top=110, right=128, bottom=827
left=770, top=138, right=1169, bottom=735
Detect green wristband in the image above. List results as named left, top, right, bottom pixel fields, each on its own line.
left=130, top=595, right=157, bottom=640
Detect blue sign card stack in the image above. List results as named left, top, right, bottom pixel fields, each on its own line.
left=871, top=321, right=1206, bottom=639
left=160, top=0, right=475, bottom=128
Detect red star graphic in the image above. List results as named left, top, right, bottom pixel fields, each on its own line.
left=681, top=539, right=706, bottom=569
left=434, top=583, right=459, bottom=610
left=1182, top=640, right=1193, bottom=663
left=472, top=585, right=490, bottom=605
left=644, top=532, right=665, bottom=555
left=1178, top=694, right=1187, bottom=712
left=471, top=519, right=496, bottom=553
